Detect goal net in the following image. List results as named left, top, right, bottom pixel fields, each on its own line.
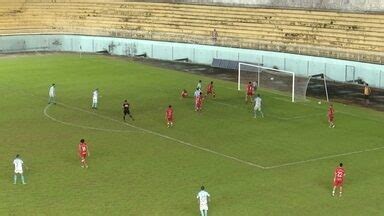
left=305, top=73, right=330, bottom=102
left=237, top=63, right=310, bottom=102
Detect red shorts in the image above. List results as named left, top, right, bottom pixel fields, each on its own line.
left=247, top=92, right=253, bottom=96
left=333, top=180, right=343, bottom=187
left=207, top=90, right=212, bottom=94
left=80, top=153, right=87, bottom=159
left=167, top=117, right=173, bottom=122
left=328, top=115, right=334, bottom=121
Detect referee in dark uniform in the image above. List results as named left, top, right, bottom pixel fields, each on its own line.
left=123, top=100, right=134, bottom=121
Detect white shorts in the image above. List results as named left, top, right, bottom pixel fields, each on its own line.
left=49, top=93, right=55, bottom=98
left=15, top=169, right=23, bottom=174
left=254, top=106, right=261, bottom=111
left=200, top=204, right=208, bottom=211
left=93, top=98, right=98, bottom=103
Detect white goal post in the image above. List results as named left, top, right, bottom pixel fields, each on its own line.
left=238, top=63, right=296, bottom=102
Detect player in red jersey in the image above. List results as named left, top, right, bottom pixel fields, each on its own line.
left=332, top=163, right=346, bottom=197
left=206, top=81, right=216, bottom=98
left=245, top=81, right=254, bottom=103
left=180, top=89, right=188, bottom=99
left=165, top=105, right=174, bottom=128
left=195, top=92, right=204, bottom=111
left=78, top=139, right=90, bottom=168
left=328, top=104, right=335, bottom=128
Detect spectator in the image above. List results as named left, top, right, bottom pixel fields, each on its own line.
left=211, top=29, right=218, bottom=45
left=363, top=83, right=371, bottom=105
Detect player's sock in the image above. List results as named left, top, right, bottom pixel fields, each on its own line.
left=200, top=210, right=204, bottom=216
left=21, top=175, right=26, bottom=184
left=339, top=191, right=342, bottom=197
left=14, top=175, right=17, bottom=184
left=332, top=190, right=335, bottom=196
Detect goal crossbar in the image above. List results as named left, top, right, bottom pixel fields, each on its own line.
left=238, top=63, right=296, bottom=102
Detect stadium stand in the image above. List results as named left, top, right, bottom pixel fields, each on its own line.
left=0, top=1, right=383, bottom=63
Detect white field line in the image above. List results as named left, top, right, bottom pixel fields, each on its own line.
left=55, top=102, right=266, bottom=169
left=44, top=104, right=140, bottom=133
left=264, top=146, right=384, bottom=169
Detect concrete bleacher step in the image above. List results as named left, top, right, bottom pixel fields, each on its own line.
left=0, top=1, right=383, bottom=63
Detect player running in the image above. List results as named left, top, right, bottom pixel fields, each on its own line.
left=181, top=89, right=188, bottom=98
left=78, top=139, right=90, bottom=168
left=48, top=83, right=56, bottom=104
left=92, top=88, right=99, bottom=109
left=245, top=81, right=254, bottom=103
left=206, top=81, right=216, bottom=98
left=328, top=104, right=335, bottom=128
left=253, top=94, right=264, bottom=118
left=122, top=100, right=134, bottom=121
left=13, top=154, right=26, bottom=184
left=195, top=92, right=204, bottom=111
left=197, top=186, right=210, bottom=216
left=332, top=163, right=346, bottom=197
left=165, top=105, right=174, bottom=128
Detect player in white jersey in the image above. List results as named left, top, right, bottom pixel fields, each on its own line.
left=92, top=88, right=99, bottom=109
left=197, top=186, right=210, bottom=216
left=197, top=80, right=202, bottom=90
left=13, top=154, right=26, bottom=184
left=194, top=87, right=201, bottom=98
left=254, top=94, right=264, bottom=118
left=48, top=83, right=56, bottom=104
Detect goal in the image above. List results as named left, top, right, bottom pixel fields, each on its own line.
left=237, top=63, right=310, bottom=102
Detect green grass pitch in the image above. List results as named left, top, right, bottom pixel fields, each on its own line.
left=0, top=53, right=384, bottom=215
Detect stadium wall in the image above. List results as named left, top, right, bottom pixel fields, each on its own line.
left=1, top=34, right=383, bottom=88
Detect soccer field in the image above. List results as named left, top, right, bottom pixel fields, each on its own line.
left=0, top=53, right=383, bottom=215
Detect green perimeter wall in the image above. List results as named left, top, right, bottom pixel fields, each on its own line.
left=1, top=34, right=384, bottom=88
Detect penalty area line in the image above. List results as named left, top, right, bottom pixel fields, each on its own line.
left=43, top=104, right=141, bottom=133
left=264, top=146, right=384, bottom=169
left=56, top=102, right=266, bottom=169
